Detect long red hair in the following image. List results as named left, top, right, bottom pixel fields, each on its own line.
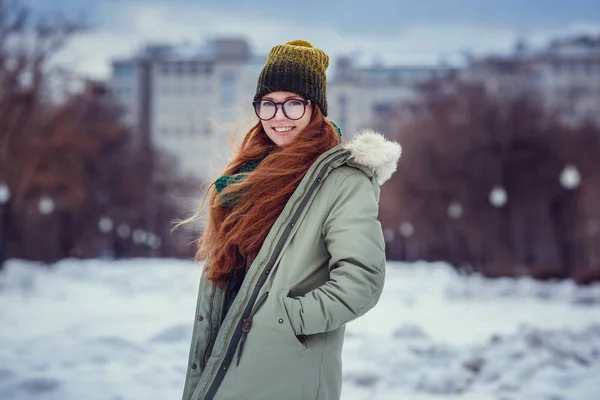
left=188, top=106, right=340, bottom=285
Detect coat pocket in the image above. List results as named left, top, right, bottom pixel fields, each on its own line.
left=278, top=288, right=309, bottom=350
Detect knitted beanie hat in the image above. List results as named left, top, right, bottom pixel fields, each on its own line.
left=254, top=40, right=329, bottom=116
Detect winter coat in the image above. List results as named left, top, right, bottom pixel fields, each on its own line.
left=181, top=131, right=401, bottom=400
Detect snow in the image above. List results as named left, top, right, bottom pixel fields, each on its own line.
left=0, top=259, right=599, bottom=400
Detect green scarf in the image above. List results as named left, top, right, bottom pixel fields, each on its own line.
left=215, top=120, right=342, bottom=208
left=215, top=158, right=263, bottom=208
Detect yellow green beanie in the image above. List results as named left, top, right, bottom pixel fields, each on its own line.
left=254, top=40, right=330, bottom=116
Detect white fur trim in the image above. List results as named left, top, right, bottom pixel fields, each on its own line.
left=343, top=130, right=402, bottom=185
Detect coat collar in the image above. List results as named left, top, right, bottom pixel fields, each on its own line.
left=343, top=130, right=402, bottom=185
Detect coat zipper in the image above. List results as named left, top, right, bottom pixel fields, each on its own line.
left=200, top=150, right=348, bottom=400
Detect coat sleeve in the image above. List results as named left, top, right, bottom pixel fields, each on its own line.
left=282, top=170, right=386, bottom=335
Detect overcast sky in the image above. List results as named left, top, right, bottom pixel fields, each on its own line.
left=26, top=0, right=600, bottom=79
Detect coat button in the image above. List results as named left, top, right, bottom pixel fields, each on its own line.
left=197, top=315, right=204, bottom=321
left=222, top=365, right=228, bottom=371
left=265, top=270, right=270, bottom=275
left=191, top=364, right=197, bottom=369
left=278, top=318, right=284, bottom=324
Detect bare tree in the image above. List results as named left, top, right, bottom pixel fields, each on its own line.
left=381, top=78, right=600, bottom=282
left=0, top=1, right=196, bottom=265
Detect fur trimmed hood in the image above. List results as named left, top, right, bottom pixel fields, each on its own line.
left=343, top=130, right=402, bottom=185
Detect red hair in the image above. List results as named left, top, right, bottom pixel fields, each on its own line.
left=193, top=107, right=340, bottom=285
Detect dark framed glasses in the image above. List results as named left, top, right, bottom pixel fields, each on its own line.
left=252, top=98, right=312, bottom=121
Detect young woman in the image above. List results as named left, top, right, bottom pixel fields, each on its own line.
left=181, top=40, right=401, bottom=400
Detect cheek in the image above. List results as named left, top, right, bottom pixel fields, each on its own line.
left=300, top=109, right=313, bottom=129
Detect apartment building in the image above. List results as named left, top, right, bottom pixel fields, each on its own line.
left=110, top=38, right=453, bottom=179
left=110, top=38, right=264, bottom=182
left=462, top=35, right=600, bottom=124
left=328, top=57, right=455, bottom=138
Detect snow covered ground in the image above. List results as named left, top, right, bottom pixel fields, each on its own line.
left=0, top=258, right=599, bottom=400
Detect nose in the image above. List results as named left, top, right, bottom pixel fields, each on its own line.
left=272, top=105, right=288, bottom=121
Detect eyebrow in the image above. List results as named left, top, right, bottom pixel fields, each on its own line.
left=262, top=95, right=304, bottom=101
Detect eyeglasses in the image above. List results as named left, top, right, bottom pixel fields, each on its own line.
left=252, top=98, right=312, bottom=121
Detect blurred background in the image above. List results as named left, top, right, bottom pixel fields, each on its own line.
left=1, top=0, right=600, bottom=399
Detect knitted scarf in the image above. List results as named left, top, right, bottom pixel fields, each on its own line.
left=215, top=121, right=343, bottom=208
left=215, top=158, right=263, bottom=208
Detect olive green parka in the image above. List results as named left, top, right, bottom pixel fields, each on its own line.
left=182, top=131, right=401, bottom=400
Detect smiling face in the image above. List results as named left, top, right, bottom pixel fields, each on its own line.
left=259, top=91, right=313, bottom=148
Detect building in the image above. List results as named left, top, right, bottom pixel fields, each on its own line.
left=110, top=38, right=455, bottom=180
left=110, top=38, right=265, bottom=182
left=328, top=57, right=455, bottom=138
left=462, top=35, right=600, bottom=125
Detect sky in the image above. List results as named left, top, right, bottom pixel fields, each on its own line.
left=25, top=0, right=600, bottom=79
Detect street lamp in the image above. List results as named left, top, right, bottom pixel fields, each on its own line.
left=383, top=228, right=395, bottom=243
left=489, top=185, right=509, bottom=268
left=447, top=202, right=464, bottom=265
left=489, top=186, right=508, bottom=208
left=98, top=217, right=114, bottom=233
left=447, top=202, right=464, bottom=219
left=0, top=183, right=10, bottom=205
left=560, top=164, right=581, bottom=190
left=558, top=164, right=582, bottom=278
left=0, top=183, right=11, bottom=267
left=117, top=224, right=131, bottom=239
left=132, top=229, right=148, bottom=245
left=38, top=196, right=55, bottom=215
left=146, top=233, right=162, bottom=250
left=97, top=217, right=115, bottom=259
left=399, top=222, right=414, bottom=238
left=37, top=196, right=56, bottom=261
left=398, top=222, right=415, bottom=261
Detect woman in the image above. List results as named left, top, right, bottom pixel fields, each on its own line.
left=181, top=40, right=401, bottom=400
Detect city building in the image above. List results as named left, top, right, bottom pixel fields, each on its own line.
left=462, top=35, right=600, bottom=125
left=110, top=38, right=454, bottom=180
left=110, top=38, right=264, bottom=182
left=328, top=57, right=455, bottom=138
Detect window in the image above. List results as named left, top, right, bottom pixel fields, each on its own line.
left=373, top=102, right=392, bottom=115
left=113, top=63, right=136, bottom=77
left=176, top=63, right=188, bottom=77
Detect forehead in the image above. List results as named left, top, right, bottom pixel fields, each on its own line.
left=262, top=91, right=304, bottom=101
